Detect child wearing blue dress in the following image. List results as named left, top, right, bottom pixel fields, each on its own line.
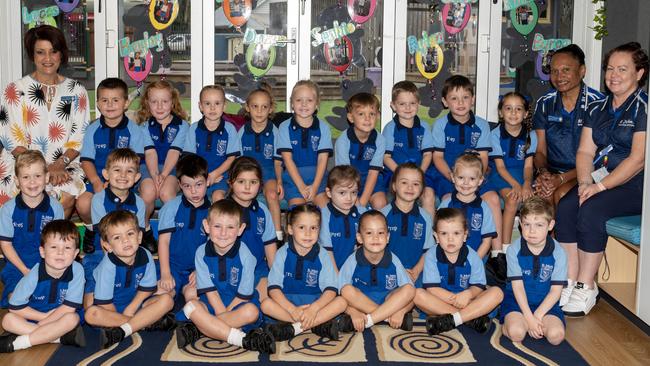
left=277, top=80, right=332, bottom=207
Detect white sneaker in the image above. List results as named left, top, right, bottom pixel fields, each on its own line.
left=559, top=279, right=575, bottom=307
left=562, top=282, right=599, bottom=316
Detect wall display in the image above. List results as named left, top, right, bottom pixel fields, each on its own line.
left=223, top=0, right=253, bottom=31
left=531, top=33, right=570, bottom=81
left=408, top=31, right=445, bottom=80
left=22, top=5, right=59, bottom=28
left=441, top=2, right=471, bottom=35
left=347, top=0, right=377, bottom=25
left=123, top=51, right=153, bottom=82
left=54, top=0, right=80, bottom=13
left=149, top=0, right=179, bottom=30
left=509, top=0, right=538, bottom=36
left=324, top=35, right=354, bottom=74
left=245, top=43, right=277, bottom=79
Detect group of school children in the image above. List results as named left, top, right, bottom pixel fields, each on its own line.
left=0, top=73, right=569, bottom=355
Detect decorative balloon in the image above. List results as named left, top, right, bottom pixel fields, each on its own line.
left=245, top=43, right=277, bottom=79
left=535, top=51, right=552, bottom=81
left=123, top=51, right=153, bottom=82
left=149, top=0, right=179, bottom=30
left=54, top=0, right=80, bottom=13
left=415, top=43, right=444, bottom=80
left=324, top=36, right=354, bottom=74
left=347, top=0, right=377, bottom=25
left=223, top=0, right=253, bottom=30
left=509, top=2, right=538, bottom=36
left=22, top=5, right=59, bottom=28
left=441, top=2, right=471, bottom=35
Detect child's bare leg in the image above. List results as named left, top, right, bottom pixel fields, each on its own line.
left=414, top=288, right=458, bottom=315
left=370, top=286, right=414, bottom=324
left=502, top=312, right=528, bottom=342
left=159, top=176, right=180, bottom=203
left=2, top=312, right=78, bottom=345
left=75, top=192, right=93, bottom=223
left=542, top=315, right=565, bottom=345
left=482, top=190, right=503, bottom=251
left=127, top=293, right=174, bottom=331
left=500, top=188, right=517, bottom=245
left=370, top=191, right=387, bottom=210
left=313, top=192, right=329, bottom=208
left=256, top=278, right=269, bottom=302
left=288, top=198, right=306, bottom=207
left=387, top=301, right=414, bottom=329
left=186, top=300, right=253, bottom=341
left=139, top=178, right=157, bottom=224
left=421, top=187, right=436, bottom=218
left=211, top=189, right=226, bottom=202
left=341, top=286, right=380, bottom=314
left=216, top=302, right=260, bottom=329
left=85, top=304, right=132, bottom=327
left=457, top=287, right=503, bottom=322
left=264, top=180, right=282, bottom=232
left=260, top=297, right=294, bottom=322
left=60, top=192, right=75, bottom=219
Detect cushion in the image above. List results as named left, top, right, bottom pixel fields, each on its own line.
left=606, top=215, right=641, bottom=246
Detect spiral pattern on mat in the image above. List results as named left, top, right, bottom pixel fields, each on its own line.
left=183, top=338, right=248, bottom=358
left=389, top=331, right=464, bottom=359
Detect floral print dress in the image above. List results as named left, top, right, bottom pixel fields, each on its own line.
left=0, top=75, right=90, bottom=205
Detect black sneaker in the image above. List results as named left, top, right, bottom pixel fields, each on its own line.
left=425, top=314, right=456, bottom=336
left=99, top=327, right=125, bottom=349
left=242, top=328, right=276, bottom=354
left=465, top=315, right=491, bottom=334
left=145, top=312, right=176, bottom=331
left=142, top=229, right=158, bottom=254
left=337, top=314, right=355, bottom=333
left=176, top=322, right=203, bottom=349
left=0, top=333, right=17, bottom=353
left=60, top=325, right=86, bottom=347
left=83, top=229, right=95, bottom=254
left=312, top=319, right=339, bottom=340
left=401, top=312, right=413, bottom=331
left=264, top=321, right=295, bottom=342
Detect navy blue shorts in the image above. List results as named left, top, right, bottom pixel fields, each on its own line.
left=500, top=296, right=565, bottom=325
left=489, top=168, right=525, bottom=192
left=177, top=296, right=263, bottom=332
left=82, top=251, right=104, bottom=293
left=0, top=265, right=23, bottom=308
left=282, top=166, right=326, bottom=202
left=140, top=163, right=176, bottom=180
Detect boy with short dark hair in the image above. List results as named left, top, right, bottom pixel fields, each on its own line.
left=84, top=211, right=175, bottom=349
left=175, top=200, right=275, bottom=354
left=0, top=220, right=85, bottom=353
left=0, top=150, right=64, bottom=307
left=339, top=210, right=415, bottom=332
left=334, top=93, right=386, bottom=209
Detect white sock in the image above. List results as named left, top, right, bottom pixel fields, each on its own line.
left=292, top=322, right=303, bottom=335
left=365, top=314, right=374, bottom=328
left=52, top=338, right=61, bottom=344
left=502, top=243, right=510, bottom=253
left=276, top=231, right=283, bottom=241
left=183, top=301, right=196, bottom=319
left=85, top=224, right=93, bottom=230
left=567, top=279, right=575, bottom=288
left=452, top=312, right=463, bottom=326
left=120, top=323, right=133, bottom=337
left=12, top=335, right=31, bottom=351
left=227, top=328, right=246, bottom=347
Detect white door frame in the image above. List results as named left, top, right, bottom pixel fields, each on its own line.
left=0, top=1, right=23, bottom=89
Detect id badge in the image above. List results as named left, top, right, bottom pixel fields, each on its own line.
left=591, top=167, right=609, bottom=183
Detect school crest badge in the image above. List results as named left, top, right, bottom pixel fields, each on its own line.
left=217, top=140, right=227, bottom=155
left=385, top=274, right=397, bottom=290
left=230, top=267, right=240, bottom=286
left=306, top=268, right=319, bottom=287
left=471, top=213, right=482, bottom=231
left=117, top=135, right=130, bottom=148
left=413, top=222, right=423, bottom=240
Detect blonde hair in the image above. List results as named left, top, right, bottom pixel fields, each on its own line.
left=520, top=196, right=555, bottom=223
left=136, top=80, right=188, bottom=123
left=199, top=84, right=225, bottom=101
left=290, top=80, right=320, bottom=104
left=452, top=152, right=484, bottom=177
left=15, top=150, right=47, bottom=176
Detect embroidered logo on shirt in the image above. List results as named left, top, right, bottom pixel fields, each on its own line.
left=619, top=119, right=635, bottom=128
left=385, top=274, right=397, bottom=290
left=257, top=217, right=265, bottom=235
left=459, top=273, right=470, bottom=289
left=416, top=135, right=423, bottom=150
left=413, top=222, right=423, bottom=240
left=470, top=132, right=481, bottom=147
left=264, top=143, right=274, bottom=159
left=40, top=215, right=54, bottom=231
left=516, top=145, right=526, bottom=160
left=57, top=288, right=68, bottom=304
left=363, top=147, right=375, bottom=160
left=216, top=140, right=227, bottom=155
left=311, top=136, right=320, bottom=151
left=306, top=268, right=319, bottom=287
left=167, top=127, right=178, bottom=143
left=117, top=136, right=130, bottom=148
left=135, top=272, right=144, bottom=286
left=230, top=267, right=240, bottom=286
left=470, top=213, right=482, bottom=231
left=539, top=263, right=554, bottom=282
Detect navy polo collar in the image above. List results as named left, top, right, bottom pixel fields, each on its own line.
left=108, top=246, right=149, bottom=267
left=181, top=195, right=209, bottom=209
left=394, top=115, right=422, bottom=130
left=389, top=201, right=420, bottom=217
left=606, top=88, right=643, bottom=114
left=106, top=188, right=137, bottom=206
left=553, top=82, right=589, bottom=115
left=16, top=193, right=50, bottom=213
left=355, top=248, right=391, bottom=268
left=205, top=238, right=241, bottom=258
left=436, top=244, right=469, bottom=266
left=451, top=192, right=482, bottom=208
left=347, top=127, right=377, bottom=144
left=290, top=115, right=319, bottom=131
left=198, top=117, right=226, bottom=133
left=288, top=237, right=320, bottom=260
left=100, top=115, right=129, bottom=129
left=500, top=123, right=527, bottom=141
left=327, top=202, right=359, bottom=219
left=148, top=114, right=183, bottom=128
left=227, top=195, right=260, bottom=212
left=447, top=112, right=476, bottom=126
left=244, top=121, right=274, bottom=136
left=38, top=259, right=74, bottom=282
left=520, top=235, right=555, bottom=257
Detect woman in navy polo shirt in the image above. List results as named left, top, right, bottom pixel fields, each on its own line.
left=533, top=44, right=604, bottom=205
left=556, top=42, right=648, bottom=317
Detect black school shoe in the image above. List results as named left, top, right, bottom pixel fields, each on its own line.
left=242, top=328, right=276, bottom=354
left=61, top=325, right=86, bottom=347
left=401, top=312, right=414, bottom=331
left=145, top=312, right=177, bottom=331
left=0, top=333, right=17, bottom=353
left=176, top=322, right=203, bottom=349
left=337, top=314, right=355, bottom=333
left=142, top=229, right=158, bottom=254
left=264, top=321, right=295, bottom=341
left=425, top=314, right=456, bottom=336
left=99, top=327, right=125, bottom=349
left=312, top=319, right=339, bottom=340
left=465, top=315, right=492, bottom=334
left=485, top=253, right=507, bottom=288
left=82, top=229, right=95, bottom=254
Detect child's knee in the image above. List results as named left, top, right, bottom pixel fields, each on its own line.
left=264, top=186, right=278, bottom=201
left=546, top=326, right=565, bottom=345
left=505, top=323, right=527, bottom=342
left=260, top=298, right=274, bottom=314
left=60, top=312, right=80, bottom=328
left=159, top=189, right=176, bottom=203
left=239, top=303, right=260, bottom=322
left=84, top=306, right=101, bottom=324
left=413, top=288, right=428, bottom=306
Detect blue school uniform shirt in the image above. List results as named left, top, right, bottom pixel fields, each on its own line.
left=80, top=116, right=146, bottom=172
left=431, top=112, right=492, bottom=167
left=184, top=118, right=241, bottom=172
left=335, top=127, right=385, bottom=180
left=268, top=239, right=338, bottom=296
left=422, top=245, right=486, bottom=293
left=533, top=83, right=604, bottom=172
left=229, top=197, right=277, bottom=271
left=382, top=116, right=434, bottom=166
left=506, top=236, right=567, bottom=307
left=587, top=88, right=647, bottom=174
left=142, top=115, right=189, bottom=165
left=157, top=195, right=210, bottom=271
left=489, top=124, right=537, bottom=170
left=276, top=116, right=333, bottom=168
left=380, top=202, right=434, bottom=269
left=195, top=239, right=257, bottom=305
left=238, top=121, right=280, bottom=176
left=9, top=261, right=84, bottom=313
left=438, top=195, right=496, bottom=253
left=0, top=195, right=64, bottom=269
left=338, top=249, right=412, bottom=296
left=91, top=189, right=146, bottom=250
left=319, top=203, right=367, bottom=269
left=93, top=247, right=158, bottom=307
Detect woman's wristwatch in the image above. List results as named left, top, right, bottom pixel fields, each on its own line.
left=62, top=155, right=71, bottom=166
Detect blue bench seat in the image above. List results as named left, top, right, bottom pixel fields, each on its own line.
left=606, top=215, right=641, bottom=246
